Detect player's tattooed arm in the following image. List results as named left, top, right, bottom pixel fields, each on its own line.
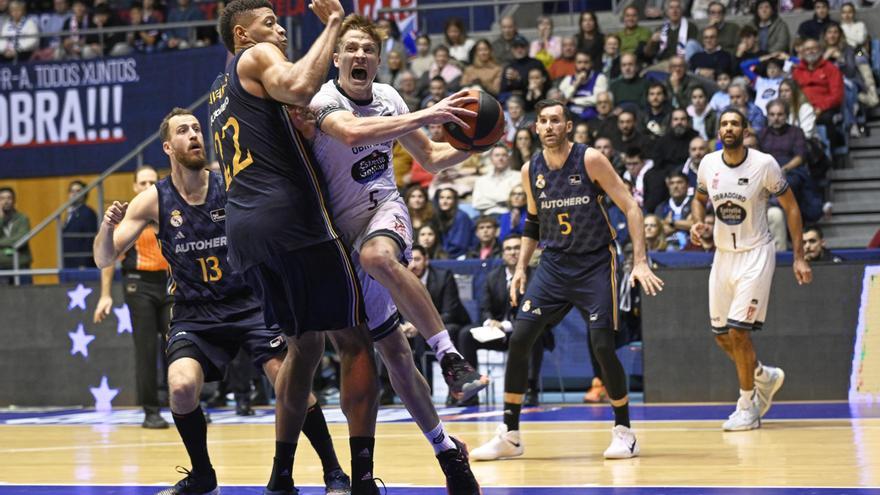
left=93, top=187, right=157, bottom=269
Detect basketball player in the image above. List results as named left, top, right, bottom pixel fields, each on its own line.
left=471, top=99, right=664, bottom=461
left=213, top=1, right=380, bottom=493
left=93, top=109, right=350, bottom=495
left=690, top=108, right=812, bottom=431
left=93, top=165, right=170, bottom=430
left=295, top=15, right=483, bottom=493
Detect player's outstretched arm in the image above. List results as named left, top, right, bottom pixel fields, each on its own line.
left=511, top=163, right=539, bottom=307
left=777, top=188, right=813, bottom=285
left=93, top=187, right=157, bottom=269
left=238, top=8, right=343, bottom=106
left=584, top=147, right=664, bottom=296
left=318, top=89, right=477, bottom=149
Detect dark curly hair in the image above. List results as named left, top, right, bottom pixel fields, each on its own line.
left=218, top=0, right=273, bottom=53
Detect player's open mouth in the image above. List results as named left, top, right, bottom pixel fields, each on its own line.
left=189, top=144, right=201, bottom=151
left=351, top=68, right=368, bottom=81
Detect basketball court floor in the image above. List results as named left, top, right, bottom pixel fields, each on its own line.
left=2, top=401, right=879, bottom=494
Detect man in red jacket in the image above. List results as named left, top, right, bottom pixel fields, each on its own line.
left=792, top=38, right=844, bottom=147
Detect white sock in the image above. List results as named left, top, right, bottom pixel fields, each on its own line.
left=424, top=421, right=456, bottom=454
left=738, top=389, right=755, bottom=410
left=426, top=330, right=457, bottom=361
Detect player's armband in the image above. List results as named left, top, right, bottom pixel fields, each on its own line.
left=524, top=213, right=540, bottom=240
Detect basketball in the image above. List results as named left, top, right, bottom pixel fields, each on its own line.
left=442, top=89, right=506, bottom=153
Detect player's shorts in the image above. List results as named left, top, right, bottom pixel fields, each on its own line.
left=709, top=241, right=775, bottom=334
left=517, top=245, right=618, bottom=331
left=346, top=199, right=413, bottom=342
left=242, top=238, right=366, bottom=337
left=166, top=306, right=286, bottom=382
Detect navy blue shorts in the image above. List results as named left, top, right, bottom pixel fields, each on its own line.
left=517, top=245, right=618, bottom=331
left=166, top=306, right=286, bottom=382
left=242, top=239, right=366, bottom=336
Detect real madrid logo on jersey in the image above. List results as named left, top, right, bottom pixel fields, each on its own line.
left=522, top=300, right=532, bottom=313
left=535, top=174, right=546, bottom=189
left=170, top=210, right=183, bottom=228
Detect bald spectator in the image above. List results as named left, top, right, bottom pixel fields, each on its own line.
left=664, top=55, right=705, bottom=109
left=727, top=81, right=767, bottom=132
left=492, top=15, right=519, bottom=65
left=610, top=53, right=648, bottom=109
left=549, top=36, right=578, bottom=81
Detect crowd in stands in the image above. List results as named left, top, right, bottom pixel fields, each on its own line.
left=0, top=0, right=217, bottom=62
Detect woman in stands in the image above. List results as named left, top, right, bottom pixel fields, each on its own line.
left=461, top=39, right=502, bottom=95
left=405, top=185, right=435, bottom=232
left=433, top=187, right=476, bottom=259
left=778, top=79, right=817, bottom=139
left=416, top=224, right=448, bottom=260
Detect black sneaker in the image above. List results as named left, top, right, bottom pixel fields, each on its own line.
left=523, top=388, right=539, bottom=407
left=324, top=467, right=351, bottom=495
left=437, top=437, right=481, bottom=495
left=156, top=467, right=218, bottom=495
left=440, top=354, right=489, bottom=403
left=143, top=408, right=169, bottom=429
left=235, top=398, right=255, bottom=417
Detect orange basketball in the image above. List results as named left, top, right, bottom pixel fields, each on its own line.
left=442, top=89, right=506, bottom=153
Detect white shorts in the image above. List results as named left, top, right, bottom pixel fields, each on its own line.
left=709, top=241, right=775, bottom=334
left=348, top=198, right=414, bottom=341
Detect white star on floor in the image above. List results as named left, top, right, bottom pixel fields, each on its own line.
left=112, top=304, right=132, bottom=334
left=68, top=323, right=95, bottom=358
left=67, top=284, right=93, bottom=311
left=90, top=376, right=119, bottom=412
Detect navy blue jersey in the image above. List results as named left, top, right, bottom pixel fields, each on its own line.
left=208, top=48, right=339, bottom=271
left=529, top=143, right=614, bottom=254
left=156, top=171, right=261, bottom=317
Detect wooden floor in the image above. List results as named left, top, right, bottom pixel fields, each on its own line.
left=1, top=403, right=879, bottom=493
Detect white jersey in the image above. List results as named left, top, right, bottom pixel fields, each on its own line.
left=697, top=148, right=788, bottom=253
left=310, top=80, right=409, bottom=242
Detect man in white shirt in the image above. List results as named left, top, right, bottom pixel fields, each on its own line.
left=472, top=144, right=521, bottom=215
left=690, top=108, right=812, bottom=431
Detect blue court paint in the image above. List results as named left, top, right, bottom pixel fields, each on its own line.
left=4, top=402, right=880, bottom=426
left=1, top=487, right=879, bottom=495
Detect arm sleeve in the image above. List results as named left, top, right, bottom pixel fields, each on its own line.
left=310, top=90, right=346, bottom=130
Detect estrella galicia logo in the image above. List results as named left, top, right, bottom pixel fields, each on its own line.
left=716, top=200, right=747, bottom=225
left=351, top=150, right=389, bottom=184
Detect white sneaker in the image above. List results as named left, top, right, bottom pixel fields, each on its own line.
left=470, top=423, right=523, bottom=461
left=754, top=365, right=785, bottom=417
left=603, top=425, right=639, bottom=459
left=722, top=402, right=761, bottom=431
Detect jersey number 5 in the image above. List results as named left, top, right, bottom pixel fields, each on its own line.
left=557, top=213, right=573, bottom=235
left=197, top=256, right=223, bottom=283
left=214, top=117, right=254, bottom=187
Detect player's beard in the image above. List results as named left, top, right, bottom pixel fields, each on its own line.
left=175, top=148, right=207, bottom=170
left=721, top=132, right=744, bottom=150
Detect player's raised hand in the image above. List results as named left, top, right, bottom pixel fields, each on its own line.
left=630, top=261, right=664, bottom=296
left=102, top=201, right=128, bottom=229
left=309, top=0, right=344, bottom=25
left=93, top=295, right=113, bottom=323
left=793, top=259, right=813, bottom=285
left=422, top=89, right=478, bottom=128
left=510, top=267, right=528, bottom=307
